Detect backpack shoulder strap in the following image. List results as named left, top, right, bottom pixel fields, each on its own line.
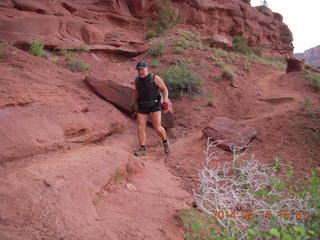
left=151, top=74, right=159, bottom=84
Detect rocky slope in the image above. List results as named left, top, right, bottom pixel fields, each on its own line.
left=295, top=45, right=320, bottom=67
left=0, top=0, right=293, bottom=56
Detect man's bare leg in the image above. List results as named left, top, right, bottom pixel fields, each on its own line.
left=149, top=111, right=166, bottom=140
left=150, top=111, right=170, bottom=154
left=137, top=113, right=148, bottom=145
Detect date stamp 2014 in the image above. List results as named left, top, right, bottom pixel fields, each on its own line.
left=212, top=209, right=309, bottom=221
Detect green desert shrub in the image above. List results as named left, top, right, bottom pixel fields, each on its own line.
left=300, top=98, right=312, bottom=112
left=30, top=40, right=44, bottom=56
left=221, top=70, right=234, bottom=81
left=146, top=0, right=180, bottom=36
left=309, top=73, right=320, bottom=91
left=174, top=47, right=184, bottom=55
left=162, top=64, right=202, bottom=97
left=175, top=38, right=189, bottom=49
left=151, top=58, right=160, bottom=68
left=0, top=45, right=3, bottom=57
left=80, top=44, right=90, bottom=52
left=149, top=42, right=165, bottom=57
left=67, top=58, right=90, bottom=72
left=233, top=36, right=253, bottom=55
left=145, top=30, right=157, bottom=39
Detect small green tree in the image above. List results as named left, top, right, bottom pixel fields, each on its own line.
left=261, top=0, right=268, bottom=7
left=258, top=0, right=268, bottom=12
left=146, top=0, right=180, bottom=37
left=232, top=36, right=253, bottom=55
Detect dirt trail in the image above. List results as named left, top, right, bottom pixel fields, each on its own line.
left=241, top=73, right=303, bottom=123
left=0, top=125, right=192, bottom=240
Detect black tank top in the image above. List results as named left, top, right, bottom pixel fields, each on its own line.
left=135, top=73, right=160, bottom=102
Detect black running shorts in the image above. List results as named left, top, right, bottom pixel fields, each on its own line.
left=137, top=102, right=161, bottom=114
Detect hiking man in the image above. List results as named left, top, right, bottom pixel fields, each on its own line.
left=130, top=61, right=171, bottom=156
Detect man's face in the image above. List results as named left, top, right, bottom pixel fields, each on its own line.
left=137, top=67, right=148, bottom=77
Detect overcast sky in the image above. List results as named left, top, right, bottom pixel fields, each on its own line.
left=250, top=0, right=320, bottom=53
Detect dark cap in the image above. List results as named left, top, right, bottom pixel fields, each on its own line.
left=136, top=61, right=148, bottom=70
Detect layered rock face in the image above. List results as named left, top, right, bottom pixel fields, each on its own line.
left=0, top=0, right=293, bottom=56
left=295, top=45, right=320, bottom=67
left=172, top=0, right=293, bottom=55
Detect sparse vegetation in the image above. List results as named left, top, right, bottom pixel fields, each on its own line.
left=244, top=59, right=250, bottom=72
left=92, top=199, right=99, bottom=205
left=162, top=64, right=202, bottom=97
left=80, top=44, right=90, bottom=52
left=299, top=99, right=320, bottom=144
left=300, top=98, right=312, bottom=112
left=113, top=169, right=123, bottom=184
left=179, top=140, right=320, bottom=239
left=233, top=36, right=253, bottom=55
left=145, top=30, right=157, bottom=39
left=174, top=29, right=205, bottom=51
left=174, top=47, right=184, bottom=55
left=175, top=38, right=189, bottom=49
left=30, top=40, right=44, bottom=57
left=112, top=32, right=121, bottom=38
left=215, top=60, right=225, bottom=69
left=41, top=50, right=59, bottom=62
left=53, top=47, right=90, bottom=72
left=306, top=72, right=320, bottom=91
left=151, top=58, right=160, bottom=68
left=0, top=43, right=4, bottom=57
left=149, top=42, right=165, bottom=57
left=146, top=0, right=180, bottom=37
left=254, top=55, right=286, bottom=71
left=210, top=46, right=286, bottom=71
left=172, top=57, right=193, bottom=66
left=205, top=93, right=214, bottom=107
left=221, top=70, right=234, bottom=81
left=176, top=29, right=201, bottom=42
left=67, top=58, right=91, bottom=72
left=213, top=66, right=236, bottom=81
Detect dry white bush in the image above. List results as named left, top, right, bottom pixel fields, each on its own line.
left=193, top=138, right=317, bottom=239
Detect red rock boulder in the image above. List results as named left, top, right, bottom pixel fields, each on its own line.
left=204, top=34, right=233, bottom=50
left=203, top=117, right=257, bottom=151
left=286, top=57, right=304, bottom=73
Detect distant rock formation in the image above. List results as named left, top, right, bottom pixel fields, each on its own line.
left=295, top=45, right=320, bottom=67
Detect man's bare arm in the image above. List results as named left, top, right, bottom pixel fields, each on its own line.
left=154, top=75, right=169, bottom=103
left=131, top=81, right=138, bottom=106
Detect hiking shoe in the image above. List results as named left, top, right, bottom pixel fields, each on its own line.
left=163, top=140, right=170, bottom=154
left=133, top=146, right=146, bottom=156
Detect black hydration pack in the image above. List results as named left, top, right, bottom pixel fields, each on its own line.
left=135, top=73, right=161, bottom=107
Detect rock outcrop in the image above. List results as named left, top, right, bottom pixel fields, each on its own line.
left=203, top=117, right=257, bottom=151
left=0, top=0, right=293, bottom=56
left=0, top=44, right=129, bottom=163
left=286, top=57, right=304, bottom=73
left=204, top=34, right=233, bottom=50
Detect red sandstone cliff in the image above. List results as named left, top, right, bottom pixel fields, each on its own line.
left=0, top=0, right=293, bottom=56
